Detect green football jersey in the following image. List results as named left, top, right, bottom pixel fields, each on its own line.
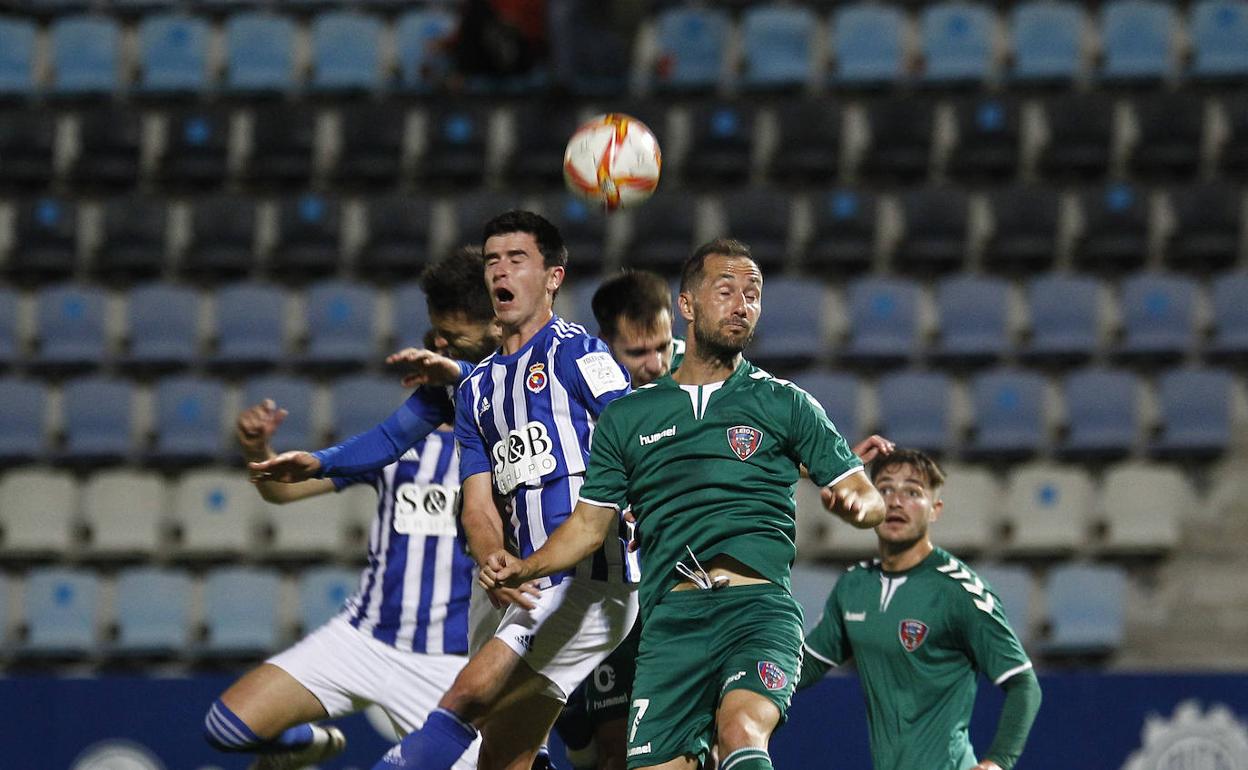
left=579, top=358, right=861, bottom=622
left=803, top=547, right=1032, bottom=770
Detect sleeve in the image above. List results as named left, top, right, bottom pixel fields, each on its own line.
left=455, top=359, right=475, bottom=382
left=454, top=380, right=493, bottom=481
left=982, top=667, right=1042, bottom=770
left=559, top=335, right=631, bottom=418
left=330, top=469, right=380, bottom=491
left=311, top=386, right=452, bottom=478
left=576, top=405, right=629, bottom=511
left=799, top=579, right=851, bottom=690
left=786, top=385, right=862, bottom=487
left=954, top=578, right=1033, bottom=688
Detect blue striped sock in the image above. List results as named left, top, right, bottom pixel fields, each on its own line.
left=372, top=708, right=478, bottom=770
left=203, top=699, right=316, bottom=754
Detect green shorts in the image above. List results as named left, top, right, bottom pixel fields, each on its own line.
left=557, top=622, right=641, bottom=753
left=625, top=583, right=803, bottom=769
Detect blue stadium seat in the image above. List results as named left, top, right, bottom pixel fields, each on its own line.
left=967, top=367, right=1047, bottom=458
left=842, top=277, right=921, bottom=366
left=245, top=103, right=318, bottom=188
left=112, top=566, right=192, bottom=657
left=8, top=196, right=78, bottom=282
left=395, top=8, right=457, bottom=92
left=0, top=17, right=36, bottom=97
left=625, top=190, right=699, bottom=276
left=971, top=563, right=1033, bottom=647
left=683, top=102, right=757, bottom=186
left=1191, top=0, right=1248, bottom=79
left=718, top=187, right=791, bottom=273
left=947, top=97, right=1022, bottom=182
left=447, top=190, right=526, bottom=254
left=418, top=105, right=490, bottom=186
left=224, top=12, right=297, bottom=94
left=770, top=100, right=843, bottom=186
left=1024, top=273, right=1102, bottom=362
left=301, top=280, right=378, bottom=370
left=50, top=15, right=121, bottom=95
left=983, top=185, right=1061, bottom=274
left=920, top=1, right=996, bottom=84
left=20, top=567, right=98, bottom=658
left=33, top=284, right=109, bottom=373
left=1060, top=367, right=1140, bottom=458
left=149, top=375, right=226, bottom=465
left=750, top=278, right=825, bottom=370
left=270, top=193, right=342, bottom=280
left=156, top=107, right=232, bottom=189
left=184, top=196, right=257, bottom=281
left=740, top=4, right=817, bottom=90
left=1100, top=0, right=1177, bottom=81
left=876, top=370, right=953, bottom=454
left=1042, top=563, right=1127, bottom=657
left=299, top=566, right=358, bottom=633
left=1010, top=0, right=1084, bottom=83
left=1166, top=183, right=1243, bottom=272
left=651, top=6, right=730, bottom=92
left=334, top=102, right=410, bottom=187
left=138, top=13, right=210, bottom=93
left=311, top=10, right=384, bottom=92
left=0, top=286, right=18, bottom=368
left=95, top=197, right=168, bottom=282
left=59, top=375, right=134, bottom=466
left=1037, top=93, right=1115, bottom=180
left=211, top=283, right=289, bottom=370
left=0, top=111, right=57, bottom=192
left=934, top=274, right=1012, bottom=364
left=0, top=378, right=48, bottom=464
left=392, top=281, right=431, bottom=349
left=1075, top=183, right=1150, bottom=272
left=1117, top=273, right=1199, bottom=361
left=832, top=3, right=907, bottom=86
left=330, top=374, right=406, bottom=440
left=896, top=186, right=971, bottom=274
left=359, top=196, right=434, bottom=282
left=791, top=370, right=862, bottom=445
left=1153, top=367, right=1235, bottom=457
left=535, top=193, right=608, bottom=267
left=1209, top=271, right=1248, bottom=360
left=860, top=97, right=938, bottom=184
left=804, top=188, right=877, bottom=274
left=242, top=376, right=318, bottom=451
left=123, top=283, right=200, bottom=372
left=201, top=566, right=282, bottom=657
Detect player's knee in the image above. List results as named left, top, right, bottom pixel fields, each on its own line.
left=438, top=679, right=490, bottom=722
left=714, top=712, right=771, bottom=753
left=203, top=698, right=264, bottom=752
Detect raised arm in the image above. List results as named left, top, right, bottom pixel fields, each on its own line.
left=236, top=400, right=334, bottom=503
left=821, top=470, right=886, bottom=529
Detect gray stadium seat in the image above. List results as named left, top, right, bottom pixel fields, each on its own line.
left=0, top=469, right=79, bottom=560
left=80, top=469, right=167, bottom=561
left=1002, top=463, right=1092, bottom=556
left=170, top=470, right=258, bottom=560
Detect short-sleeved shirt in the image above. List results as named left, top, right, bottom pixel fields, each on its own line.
left=803, top=547, right=1033, bottom=770
left=578, top=358, right=862, bottom=622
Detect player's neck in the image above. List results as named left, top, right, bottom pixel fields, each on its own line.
left=878, top=538, right=934, bottom=573
left=672, top=340, right=740, bottom=385
left=500, top=308, right=554, bottom=355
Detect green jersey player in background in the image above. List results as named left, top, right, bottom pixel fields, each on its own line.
left=797, top=448, right=1042, bottom=770
left=481, top=238, right=886, bottom=770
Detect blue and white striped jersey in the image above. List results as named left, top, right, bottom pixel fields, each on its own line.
left=331, top=429, right=475, bottom=655
left=455, top=316, right=639, bottom=586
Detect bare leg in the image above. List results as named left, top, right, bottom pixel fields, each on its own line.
left=220, top=663, right=329, bottom=738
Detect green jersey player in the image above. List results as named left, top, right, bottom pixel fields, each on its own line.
left=797, top=449, right=1042, bottom=770
left=482, top=238, right=886, bottom=770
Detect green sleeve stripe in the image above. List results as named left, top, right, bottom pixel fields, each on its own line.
left=802, top=641, right=841, bottom=667
left=578, top=496, right=620, bottom=511
left=993, top=660, right=1034, bottom=686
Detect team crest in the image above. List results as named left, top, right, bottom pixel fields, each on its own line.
left=526, top=363, right=549, bottom=393
left=899, top=619, right=929, bottom=652
left=757, top=661, right=787, bottom=691
left=727, top=425, right=763, bottom=461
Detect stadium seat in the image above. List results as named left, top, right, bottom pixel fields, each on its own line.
left=1037, top=93, right=1115, bottom=180
left=1060, top=367, right=1140, bottom=459
left=447, top=191, right=527, bottom=254
left=740, top=4, right=817, bottom=91
left=80, top=469, right=165, bottom=560
left=391, top=281, right=431, bottom=349
left=534, top=194, right=608, bottom=266
left=299, top=566, right=358, bottom=633
left=244, top=104, right=319, bottom=188
left=333, top=103, right=410, bottom=188
left=33, top=284, right=109, bottom=374
left=170, top=470, right=257, bottom=559
left=842, top=276, right=922, bottom=366
left=971, top=563, right=1032, bottom=645
left=0, top=111, right=57, bottom=192
left=1190, top=0, right=1248, bottom=79
left=682, top=102, right=757, bottom=186
left=919, top=1, right=996, bottom=85
left=1152, top=367, right=1235, bottom=457
left=395, top=8, right=457, bottom=93
left=876, top=370, right=954, bottom=454
left=769, top=100, right=843, bottom=185
left=211, top=282, right=289, bottom=371
left=358, top=195, right=433, bottom=282
left=154, top=107, right=232, bottom=190
left=983, top=186, right=1061, bottom=274
left=122, top=283, right=200, bottom=372
left=148, top=375, right=226, bottom=465
left=0, top=468, right=78, bottom=559
left=931, top=462, right=997, bottom=555
left=895, top=186, right=970, bottom=274
left=200, top=566, right=283, bottom=657
left=0, top=286, right=16, bottom=369
left=1024, top=273, right=1102, bottom=362
left=1002, top=463, right=1092, bottom=555
left=0, top=378, right=47, bottom=464
left=859, top=97, right=937, bottom=183
left=59, top=375, right=135, bottom=466
left=311, top=10, right=385, bottom=92
left=1117, top=272, right=1199, bottom=361
left=831, top=3, right=908, bottom=87
left=625, top=191, right=699, bottom=276
left=241, top=375, right=319, bottom=451
left=68, top=106, right=143, bottom=191
left=1129, top=94, right=1206, bottom=180
left=1098, top=462, right=1185, bottom=555
left=270, top=193, right=343, bottom=281
left=1074, top=183, right=1151, bottom=273
left=1223, top=94, right=1248, bottom=176
left=0, top=572, right=8, bottom=647
left=417, top=105, right=490, bottom=187
left=1010, top=0, right=1084, bottom=83
left=966, top=368, right=1048, bottom=459
left=7, top=196, right=78, bottom=284
left=804, top=188, right=878, bottom=274
left=138, top=12, right=211, bottom=93
left=183, top=196, right=258, bottom=280
left=934, top=274, right=1011, bottom=365
left=650, top=6, right=730, bottom=93
left=112, top=566, right=192, bottom=657
left=718, top=188, right=792, bottom=273
left=791, top=370, right=862, bottom=454
left=1166, top=183, right=1243, bottom=272
left=947, top=97, right=1022, bottom=182
left=19, top=567, right=98, bottom=658
left=1209, top=271, right=1248, bottom=360
left=1042, top=563, right=1127, bottom=657
left=224, top=12, right=297, bottom=94
left=300, top=280, right=378, bottom=371
left=50, top=15, right=121, bottom=94
left=261, top=492, right=347, bottom=561
left=750, top=278, right=826, bottom=371
left=94, top=196, right=168, bottom=282
left=0, top=17, right=37, bottom=98
left=505, top=102, right=585, bottom=188
left=1100, top=0, right=1178, bottom=82
left=330, top=374, right=407, bottom=440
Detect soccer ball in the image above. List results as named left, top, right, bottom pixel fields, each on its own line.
left=563, top=113, right=662, bottom=211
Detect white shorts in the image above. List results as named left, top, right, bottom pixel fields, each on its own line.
left=267, top=615, right=480, bottom=770
left=469, top=577, right=506, bottom=655
left=494, top=577, right=638, bottom=702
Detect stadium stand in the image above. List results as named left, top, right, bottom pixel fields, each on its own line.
left=112, top=566, right=193, bottom=658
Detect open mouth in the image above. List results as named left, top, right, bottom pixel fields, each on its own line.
left=884, top=514, right=907, bottom=525
left=494, top=287, right=515, bottom=304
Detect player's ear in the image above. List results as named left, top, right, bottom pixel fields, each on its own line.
left=546, top=265, right=565, bottom=294
left=678, top=291, right=695, bottom=323
left=929, top=494, right=944, bottom=523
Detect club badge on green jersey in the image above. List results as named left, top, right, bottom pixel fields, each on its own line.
left=899, top=619, right=929, bottom=652
left=727, top=425, right=763, bottom=460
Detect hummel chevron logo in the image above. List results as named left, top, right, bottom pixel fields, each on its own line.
left=938, top=558, right=995, bottom=614
left=639, top=425, right=677, bottom=446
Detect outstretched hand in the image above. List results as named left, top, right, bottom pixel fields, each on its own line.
left=248, top=450, right=322, bottom=483
left=236, top=399, right=287, bottom=458
left=386, top=347, right=462, bottom=388
left=852, top=434, right=895, bottom=464
left=822, top=482, right=885, bottom=529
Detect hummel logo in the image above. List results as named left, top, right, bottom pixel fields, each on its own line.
left=639, top=425, right=677, bottom=446
left=844, top=611, right=866, bottom=622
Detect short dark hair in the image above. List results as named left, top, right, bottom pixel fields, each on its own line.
left=482, top=210, right=568, bottom=269
left=420, top=245, right=494, bottom=323
left=591, top=270, right=672, bottom=340
left=868, top=448, right=946, bottom=493
left=679, top=237, right=754, bottom=293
